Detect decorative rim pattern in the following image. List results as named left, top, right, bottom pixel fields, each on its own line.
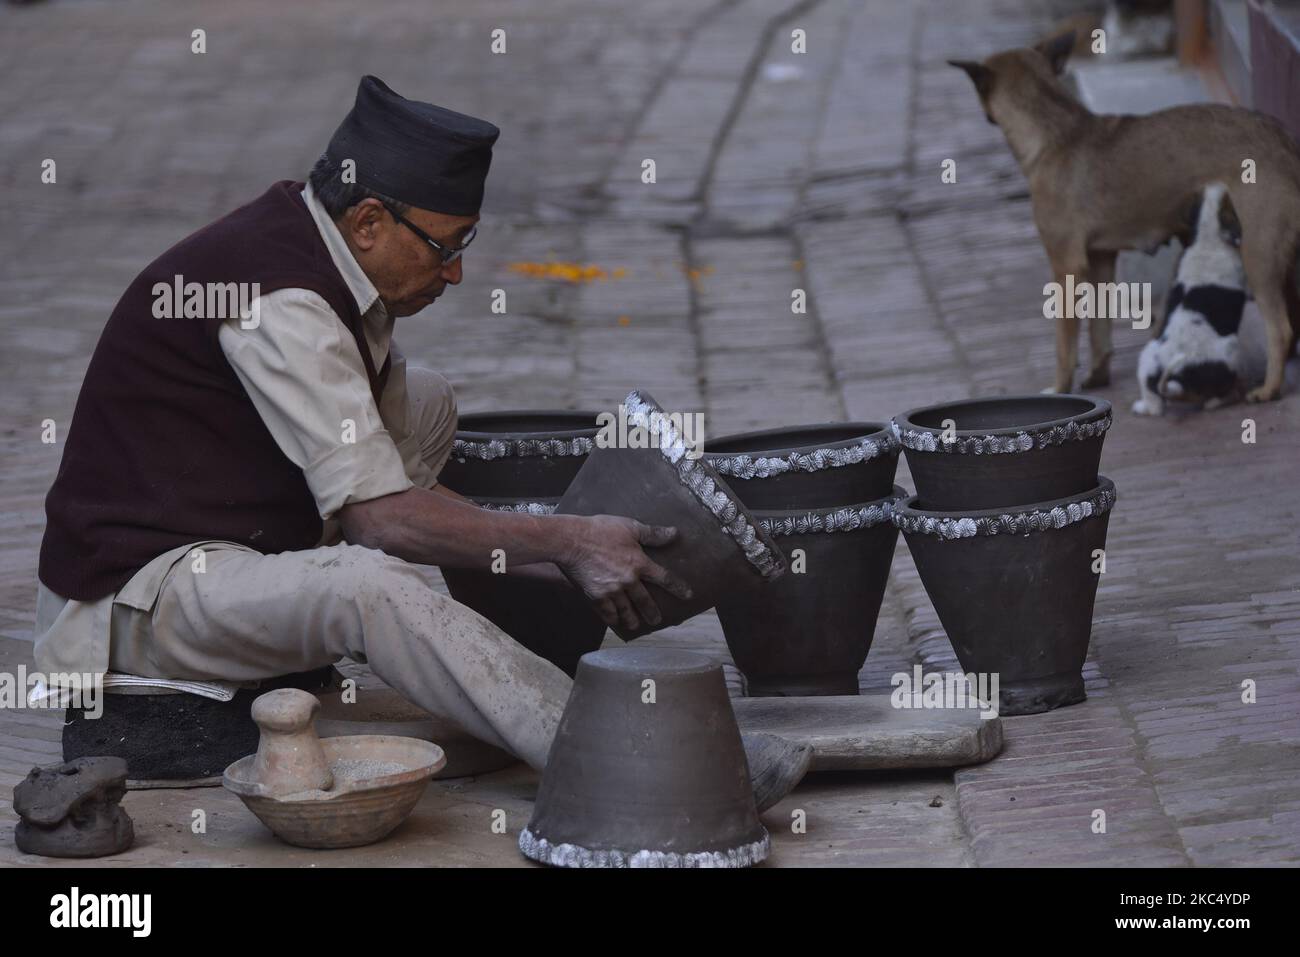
left=519, top=826, right=770, bottom=869
left=475, top=500, right=558, bottom=516
left=624, top=391, right=783, bottom=580
left=451, top=435, right=595, bottom=461
left=891, top=411, right=1111, bottom=455
left=758, top=488, right=906, bottom=538
left=710, top=432, right=899, bottom=480
left=893, top=484, right=1117, bottom=540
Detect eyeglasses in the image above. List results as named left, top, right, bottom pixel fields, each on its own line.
left=383, top=204, right=477, bottom=266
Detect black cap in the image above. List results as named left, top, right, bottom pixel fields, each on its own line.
left=325, top=76, right=499, bottom=216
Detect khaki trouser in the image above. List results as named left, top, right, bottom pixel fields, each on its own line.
left=104, top=368, right=574, bottom=770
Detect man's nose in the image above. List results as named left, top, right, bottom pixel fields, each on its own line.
left=441, top=257, right=463, bottom=285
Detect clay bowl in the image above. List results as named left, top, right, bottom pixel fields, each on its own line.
left=314, top=687, right=518, bottom=779
left=223, top=735, right=445, bottom=849
left=555, top=391, right=786, bottom=640
left=717, top=488, right=905, bottom=696
left=894, top=476, right=1116, bottom=716
left=892, top=395, right=1111, bottom=510
left=440, top=496, right=607, bottom=676
left=704, top=423, right=899, bottom=509
left=438, top=410, right=601, bottom=498
left=520, top=647, right=769, bottom=868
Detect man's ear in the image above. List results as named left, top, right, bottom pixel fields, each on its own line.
left=345, top=198, right=387, bottom=251
left=947, top=59, right=993, bottom=97
left=1034, top=30, right=1075, bottom=74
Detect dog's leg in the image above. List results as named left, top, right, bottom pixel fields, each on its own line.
left=1132, top=341, right=1162, bottom=415
left=1081, top=251, right=1116, bottom=389
left=1242, top=235, right=1296, bottom=402
left=1249, top=287, right=1293, bottom=402
left=1286, top=267, right=1300, bottom=357
left=1047, top=251, right=1085, bottom=393
left=1051, top=307, right=1080, bottom=394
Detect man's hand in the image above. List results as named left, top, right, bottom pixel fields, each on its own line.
left=559, top=517, right=692, bottom=631
left=338, top=486, right=691, bottom=630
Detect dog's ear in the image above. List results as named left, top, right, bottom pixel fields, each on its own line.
left=948, top=60, right=993, bottom=96
left=1034, top=30, right=1075, bottom=74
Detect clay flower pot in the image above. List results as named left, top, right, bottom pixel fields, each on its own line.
left=705, top=423, right=900, bottom=509
left=441, top=496, right=607, bottom=677
left=556, top=391, right=786, bottom=640
left=716, top=488, right=905, bottom=696
left=438, top=410, right=601, bottom=498
left=894, top=477, right=1117, bottom=716
left=520, top=647, right=769, bottom=868
left=892, top=395, right=1111, bottom=510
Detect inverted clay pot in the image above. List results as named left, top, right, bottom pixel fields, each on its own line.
left=441, top=496, right=607, bottom=676
left=438, top=410, right=601, bottom=498
left=893, top=395, right=1111, bottom=510
left=520, top=647, right=769, bottom=868
left=555, top=390, right=786, bottom=640
left=894, top=477, right=1117, bottom=716
left=717, top=488, right=905, bottom=696
left=705, top=422, right=900, bottom=509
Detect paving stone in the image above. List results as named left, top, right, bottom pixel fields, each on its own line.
left=733, top=695, right=1004, bottom=771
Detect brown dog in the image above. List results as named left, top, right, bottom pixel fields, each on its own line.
left=950, top=32, right=1300, bottom=400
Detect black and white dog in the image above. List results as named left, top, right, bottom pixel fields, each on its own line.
left=1133, top=183, right=1249, bottom=415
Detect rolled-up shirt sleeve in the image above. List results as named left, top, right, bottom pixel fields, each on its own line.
left=218, top=288, right=413, bottom=519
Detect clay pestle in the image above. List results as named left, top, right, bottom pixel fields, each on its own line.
left=249, top=688, right=335, bottom=796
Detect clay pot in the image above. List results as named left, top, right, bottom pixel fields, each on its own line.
left=555, top=391, right=786, bottom=640
left=520, top=647, right=769, bottom=868
left=894, top=477, right=1117, bottom=716
left=717, top=488, right=905, bottom=696
left=438, top=410, right=601, bottom=498
left=705, top=423, right=900, bottom=509
left=893, top=395, right=1111, bottom=510
left=441, top=497, right=607, bottom=676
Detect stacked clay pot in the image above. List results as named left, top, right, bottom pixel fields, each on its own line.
left=437, top=411, right=608, bottom=676
left=891, top=395, right=1115, bottom=716
left=704, top=423, right=903, bottom=696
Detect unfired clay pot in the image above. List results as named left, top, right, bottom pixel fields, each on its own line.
left=717, top=488, right=905, bottom=696
left=520, top=647, right=769, bottom=868
left=440, top=497, right=607, bottom=677
left=437, top=410, right=601, bottom=498
left=704, top=423, right=900, bottom=509
left=555, top=391, right=786, bottom=640
left=893, top=395, right=1111, bottom=510
left=894, top=477, right=1116, bottom=715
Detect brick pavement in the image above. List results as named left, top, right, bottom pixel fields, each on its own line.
left=1, top=0, right=1297, bottom=867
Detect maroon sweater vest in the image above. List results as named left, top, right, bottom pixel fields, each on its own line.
left=39, top=181, right=389, bottom=601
